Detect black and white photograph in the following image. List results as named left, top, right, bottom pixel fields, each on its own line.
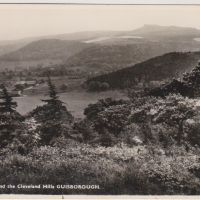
left=1, top=4, right=200, bottom=196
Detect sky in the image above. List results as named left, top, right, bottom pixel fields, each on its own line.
left=0, top=5, right=200, bottom=40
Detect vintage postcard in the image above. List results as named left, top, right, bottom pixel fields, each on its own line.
left=0, top=4, right=200, bottom=197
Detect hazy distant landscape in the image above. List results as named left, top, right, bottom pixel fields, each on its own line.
left=2, top=24, right=200, bottom=97
left=2, top=5, right=200, bottom=195
left=0, top=24, right=200, bottom=119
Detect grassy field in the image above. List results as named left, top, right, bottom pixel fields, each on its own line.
left=14, top=90, right=127, bottom=118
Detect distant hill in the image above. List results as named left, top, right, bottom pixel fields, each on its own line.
left=64, top=25, right=200, bottom=73
left=1, top=25, right=200, bottom=72
left=0, top=39, right=93, bottom=71
left=65, top=40, right=200, bottom=74
left=50, top=30, right=122, bottom=41
left=130, top=24, right=200, bottom=40
left=0, top=30, right=120, bottom=56
left=0, top=39, right=91, bottom=61
left=80, top=25, right=200, bottom=45
left=65, top=42, right=167, bottom=71
left=0, top=41, right=29, bottom=56
left=86, top=51, right=200, bottom=89
left=0, top=30, right=118, bottom=60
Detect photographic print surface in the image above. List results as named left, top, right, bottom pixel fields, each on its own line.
left=0, top=4, right=200, bottom=195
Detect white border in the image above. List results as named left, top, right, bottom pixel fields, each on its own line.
left=0, top=1, right=200, bottom=199
left=0, top=0, right=200, bottom=4
left=1, top=195, right=200, bottom=199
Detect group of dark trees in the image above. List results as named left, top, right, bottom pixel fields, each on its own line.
left=0, top=85, right=23, bottom=148
left=85, top=52, right=200, bottom=91
left=87, top=81, right=110, bottom=92
left=29, top=76, right=74, bottom=145
left=80, top=62, right=200, bottom=149
left=0, top=76, right=74, bottom=153
left=149, top=62, right=200, bottom=98
left=2, top=62, right=200, bottom=153
left=0, top=84, right=35, bottom=154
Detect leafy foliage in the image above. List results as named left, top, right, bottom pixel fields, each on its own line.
left=1, top=143, right=200, bottom=194
left=128, top=94, right=198, bottom=147
left=2, top=57, right=200, bottom=195
left=87, top=81, right=110, bottom=92
left=149, top=79, right=193, bottom=97
left=149, top=62, right=200, bottom=98
left=0, top=85, right=17, bottom=113
left=0, top=85, right=22, bottom=146
left=84, top=98, right=128, bottom=120
left=82, top=98, right=130, bottom=146
left=29, top=76, right=73, bottom=145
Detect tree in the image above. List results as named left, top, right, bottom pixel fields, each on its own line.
left=42, top=75, right=60, bottom=106
left=31, top=76, right=73, bottom=145
left=149, top=62, right=200, bottom=98
left=93, top=104, right=131, bottom=137
left=73, top=119, right=95, bottom=143
left=183, top=62, right=200, bottom=97
left=98, top=127, right=116, bottom=147
left=87, top=81, right=110, bottom=92
left=100, top=82, right=110, bottom=91
left=0, top=85, right=17, bottom=113
left=148, top=79, right=192, bottom=98
left=60, top=84, right=68, bottom=92
left=0, top=85, right=25, bottom=149
left=84, top=98, right=128, bottom=120
left=87, top=81, right=100, bottom=91
left=129, top=94, right=197, bottom=147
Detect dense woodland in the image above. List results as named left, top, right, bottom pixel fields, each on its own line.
left=1, top=61, right=200, bottom=194
left=86, top=52, right=200, bottom=90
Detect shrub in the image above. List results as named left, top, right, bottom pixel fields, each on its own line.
left=127, top=94, right=198, bottom=147
left=60, top=84, right=68, bottom=92
left=0, top=144, right=200, bottom=194
left=87, top=81, right=110, bottom=92
left=84, top=98, right=128, bottom=120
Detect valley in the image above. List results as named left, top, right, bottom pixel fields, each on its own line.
left=14, top=90, right=127, bottom=118
left=2, top=4, right=200, bottom=195
left=1, top=25, right=200, bottom=117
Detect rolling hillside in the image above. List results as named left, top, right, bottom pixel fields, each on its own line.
left=64, top=25, right=200, bottom=73
left=65, top=41, right=200, bottom=74
left=86, top=51, right=200, bottom=89
left=79, top=25, right=200, bottom=45
left=0, top=30, right=120, bottom=56
left=129, top=24, right=200, bottom=40
left=0, top=39, right=92, bottom=61
left=0, top=39, right=93, bottom=71
left=1, top=25, right=200, bottom=73
left=0, top=41, right=29, bottom=56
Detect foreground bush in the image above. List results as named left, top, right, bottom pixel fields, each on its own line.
left=0, top=143, right=200, bottom=194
